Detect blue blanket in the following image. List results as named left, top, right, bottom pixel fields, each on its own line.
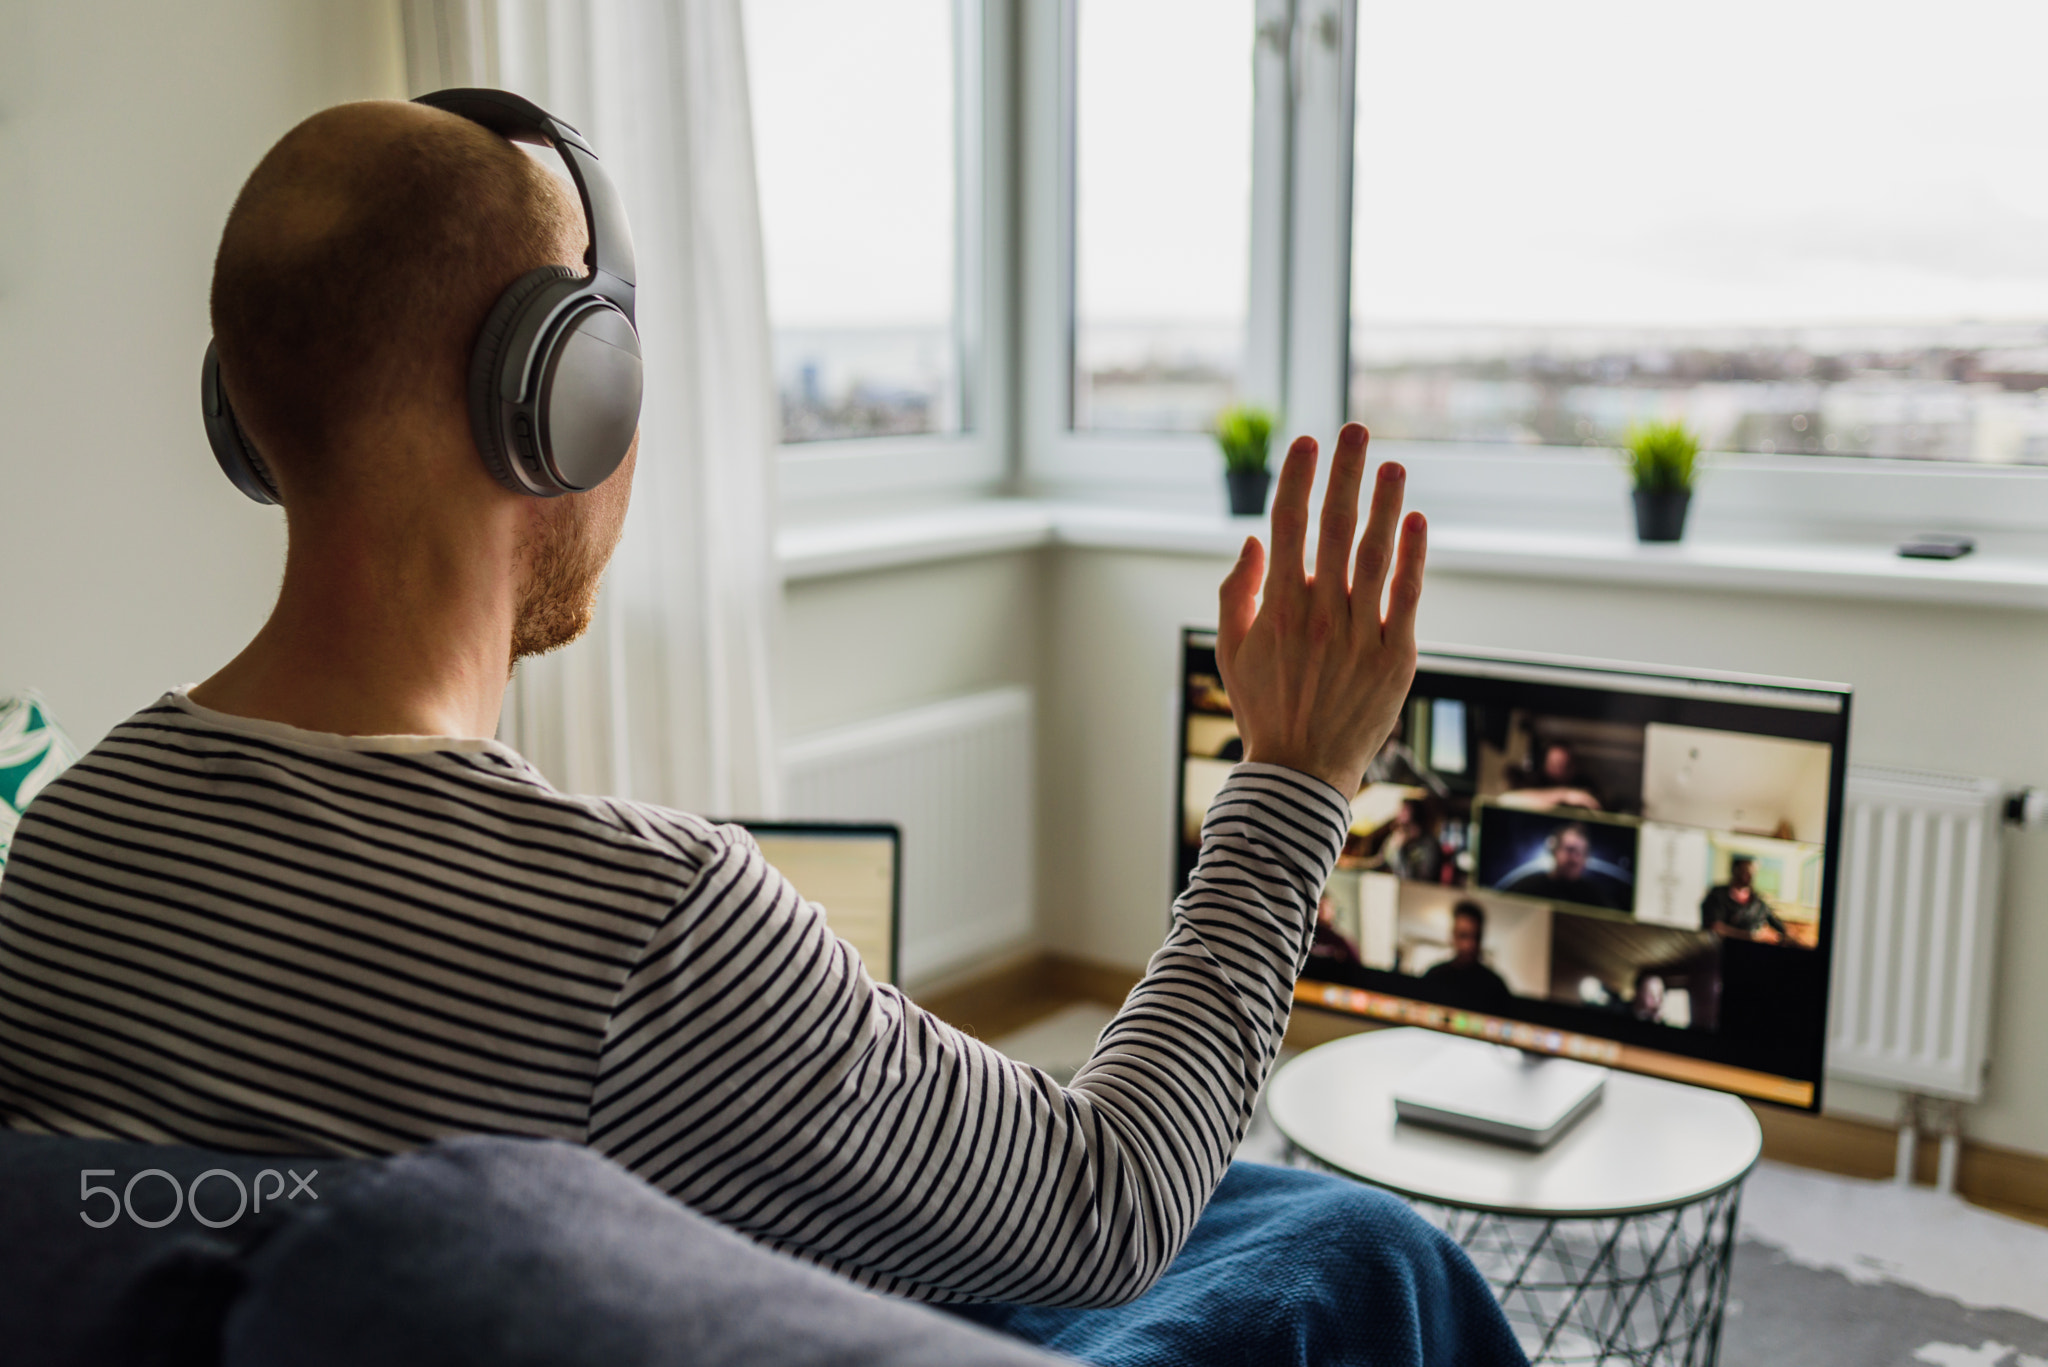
left=947, top=1163, right=1529, bottom=1367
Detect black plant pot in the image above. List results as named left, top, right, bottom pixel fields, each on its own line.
left=1632, top=488, right=1692, bottom=543
left=1226, top=469, right=1272, bottom=517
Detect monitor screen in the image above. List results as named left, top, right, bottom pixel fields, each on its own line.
left=1176, top=631, right=1851, bottom=1109
left=743, top=822, right=902, bottom=986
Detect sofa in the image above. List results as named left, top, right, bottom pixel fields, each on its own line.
left=0, top=1128, right=1064, bottom=1366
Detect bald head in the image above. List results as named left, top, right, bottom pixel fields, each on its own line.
left=210, top=101, right=581, bottom=499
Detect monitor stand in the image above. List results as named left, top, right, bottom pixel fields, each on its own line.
left=1391, top=1036, right=1608, bottom=1150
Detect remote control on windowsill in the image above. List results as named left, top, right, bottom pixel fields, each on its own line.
left=1897, top=534, right=1975, bottom=560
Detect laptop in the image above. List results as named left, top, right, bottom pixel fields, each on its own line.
left=738, top=820, right=903, bottom=986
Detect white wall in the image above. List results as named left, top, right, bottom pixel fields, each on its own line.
left=781, top=551, right=1045, bottom=739
left=0, top=1, right=405, bottom=744
left=1042, top=545, right=2048, bottom=1158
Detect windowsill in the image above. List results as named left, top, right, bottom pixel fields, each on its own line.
left=778, top=501, right=1059, bottom=580
left=1421, top=523, right=2048, bottom=608
left=778, top=498, right=2048, bottom=610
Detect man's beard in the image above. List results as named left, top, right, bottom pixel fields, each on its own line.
left=511, top=498, right=616, bottom=664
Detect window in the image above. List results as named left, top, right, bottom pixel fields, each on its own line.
left=1070, top=0, right=1255, bottom=433
left=747, top=0, right=962, bottom=444
left=1347, top=0, right=2048, bottom=464
left=1029, top=0, right=2048, bottom=519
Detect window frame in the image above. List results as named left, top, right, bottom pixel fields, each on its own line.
left=772, top=0, right=1016, bottom=513
left=1020, top=0, right=2048, bottom=535
left=1019, top=0, right=1292, bottom=499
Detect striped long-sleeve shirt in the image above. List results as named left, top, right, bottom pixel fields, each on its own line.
left=0, top=689, right=1347, bottom=1306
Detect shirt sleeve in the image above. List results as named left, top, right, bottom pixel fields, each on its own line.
left=587, top=761, right=1349, bottom=1307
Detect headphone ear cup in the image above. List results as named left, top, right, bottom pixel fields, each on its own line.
left=536, top=303, right=642, bottom=491
left=468, top=265, right=581, bottom=495
left=201, top=340, right=282, bottom=505
left=233, top=413, right=284, bottom=505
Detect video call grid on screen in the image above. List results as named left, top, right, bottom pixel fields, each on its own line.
left=1176, top=632, right=1852, bottom=1110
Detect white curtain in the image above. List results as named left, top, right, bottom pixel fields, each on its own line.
left=402, top=0, right=783, bottom=818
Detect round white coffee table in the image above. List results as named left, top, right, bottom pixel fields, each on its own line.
left=1268, top=1028, right=1762, bottom=1366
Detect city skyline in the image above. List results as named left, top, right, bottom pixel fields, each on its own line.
left=772, top=315, right=2048, bottom=460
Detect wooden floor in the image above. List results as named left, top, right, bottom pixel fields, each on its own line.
left=914, top=951, right=2048, bottom=1228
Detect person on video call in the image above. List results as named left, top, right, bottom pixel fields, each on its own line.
left=0, top=97, right=1501, bottom=1325
left=1420, top=901, right=1513, bottom=1008
left=1701, top=855, right=1789, bottom=944
left=1498, top=739, right=1603, bottom=812
left=1381, top=796, right=1444, bottom=883
left=1498, top=822, right=1628, bottom=909
left=1630, top=973, right=1668, bottom=1023
left=1309, top=892, right=1363, bottom=965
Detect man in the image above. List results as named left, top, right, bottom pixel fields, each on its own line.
left=1308, top=892, right=1362, bottom=965
left=1499, top=739, right=1603, bottom=812
left=1499, top=821, right=1628, bottom=910
left=1419, top=901, right=1513, bottom=1008
left=1629, top=973, right=1667, bottom=1023
left=1700, top=855, right=1788, bottom=943
left=0, top=102, right=1428, bottom=1308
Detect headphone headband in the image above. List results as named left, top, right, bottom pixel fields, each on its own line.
left=410, top=88, right=636, bottom=310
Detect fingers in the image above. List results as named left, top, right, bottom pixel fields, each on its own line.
left=1217, top=535, right=1265, bottom=682
left=1381, top=510, right=1428, bottom=651
left=1351, top=460, right=1408, bottom=622
left=1314, top=424, right=1369, bottom=605
left=1267, top=436, right=1319, bottom=596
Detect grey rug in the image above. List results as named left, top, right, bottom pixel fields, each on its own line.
left=1724, top=1240, right=2048, bottom=1367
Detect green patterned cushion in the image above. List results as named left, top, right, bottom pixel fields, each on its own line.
left=0, top=692, right=78, bottom=870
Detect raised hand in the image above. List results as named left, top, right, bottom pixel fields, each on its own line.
left=1215, top=423, right=1427, bottom=799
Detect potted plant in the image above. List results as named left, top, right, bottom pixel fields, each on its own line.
left=1624, top=420, right=1700, bottom=543
left=1214, top=405, right=1276, bottom=517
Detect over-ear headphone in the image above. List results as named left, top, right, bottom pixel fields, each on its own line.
left=201, top=87, right=643, bottom=504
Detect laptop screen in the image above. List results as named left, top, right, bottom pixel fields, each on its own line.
left=741, top=821, right=902, bottom=986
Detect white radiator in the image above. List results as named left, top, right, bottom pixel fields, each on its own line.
left=1828, top=764, right=2005, bottom=1103
left=781, top=688, right=1035, bottom=986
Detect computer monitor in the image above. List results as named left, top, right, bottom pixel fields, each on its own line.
left=1176, top=630, right=1851, bottom=1110
left=741, top=821, right=902, bottom=986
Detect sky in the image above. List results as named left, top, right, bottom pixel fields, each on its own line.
left=744, top=0, right=956, bottom=329
left=1350, top=0, right=2048, bottom=327
left=1074, top=0, right=1253, bottom=328
left=743, top=0, right=2048, bottom=334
